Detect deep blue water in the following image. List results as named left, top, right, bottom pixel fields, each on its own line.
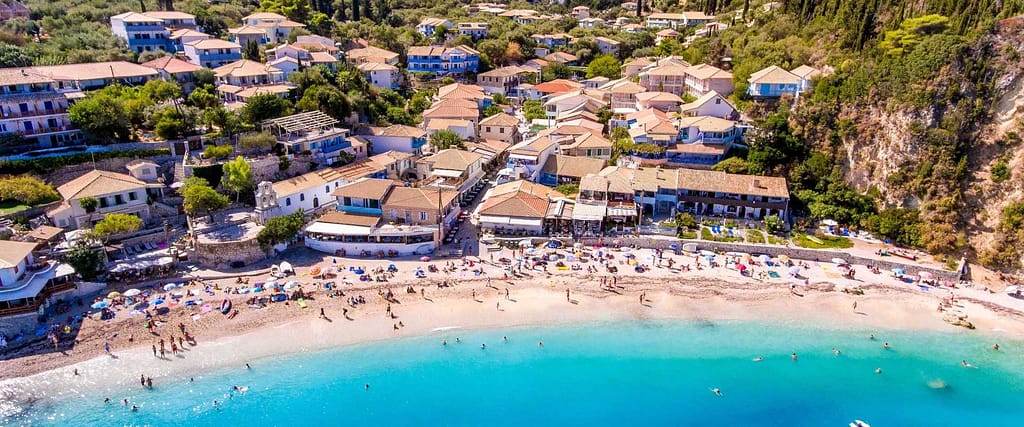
left=4, top=320, right=1024, bottom=426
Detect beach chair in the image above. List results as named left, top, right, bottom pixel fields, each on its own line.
left=125, top=246, right=135, bottom=256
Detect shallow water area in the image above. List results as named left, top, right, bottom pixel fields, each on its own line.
left=4, top=320, right=1024, bottom=426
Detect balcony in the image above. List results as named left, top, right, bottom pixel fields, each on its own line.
left=13, top=124, right=78, bottom=136
left=1, top=108, right=68, bottom=119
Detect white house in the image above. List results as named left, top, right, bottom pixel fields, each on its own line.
left=356, top=62, right=400, bottom=90
left=417, top=17, right=452, bottom=37
left=679, top=91, right=737, bottom=118
left=47, top=170, right=158, bottom=229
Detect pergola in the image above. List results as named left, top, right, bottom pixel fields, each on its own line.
left=261, top=110, right=339, bottom=137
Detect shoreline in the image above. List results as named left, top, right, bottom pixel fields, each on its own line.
left=3, top=268, right=1024, bottom=407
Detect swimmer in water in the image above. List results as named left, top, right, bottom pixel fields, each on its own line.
left=753, top=356, right=763, bottom=362
left=869, top=334, right=875, bottom=340
left=539, top=341, right=544, bottom=347
left=961, top=360, right=975, bottom=368
left=833, top=348, right=841, bottom=356
left=364, top=384, right=370, bottom=390
left=455, top=337, right=460, bottom=343
left=104, top=397, right=110, bottom=404
left=131, top=405, right=138, bottom=412
left=246, top=363, right=251, bottom=370
left=791, top=353, right=798, bottom=361
left=481, top=343, right=486, bottom=349
left=503, top=336, right=508, bottom=342
left=122, top=399, right=128, bottom=406
left=442, top=339, right=447, bottom=346
left=992, top=343, right=1000, bottom=351
left=875, top=368, right=882, bottom=374
left=712, top=388, right=723, bottom=396
left=883, top=342, right=890, bottom=349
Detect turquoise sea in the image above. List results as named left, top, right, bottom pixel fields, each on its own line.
left=4, top=320, right=1024, bottom=426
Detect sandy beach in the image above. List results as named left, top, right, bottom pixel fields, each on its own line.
left=3, top=247, right=1024, bottom=402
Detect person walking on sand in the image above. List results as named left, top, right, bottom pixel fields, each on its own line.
left=505, top=288, right=509, bottom=300
left=566, top=288, right=570, bottom=301
left=852, top=301, right=858, bottom=312
left=496, top=301, right=501, bottom=310
left=151, top=344, right=157, bottom=357
left=104, top=341, right=111, bottom=355
left=319, top=307, right=326, bottom=319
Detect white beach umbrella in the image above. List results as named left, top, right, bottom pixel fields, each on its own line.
left=123, top=289, right=142, bottom=297
left=831, top=258, right=848, bottom=265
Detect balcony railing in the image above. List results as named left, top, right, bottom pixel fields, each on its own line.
left=1, top=108, right=68, bottom=118
left=13, top=124, right=78, bottom=136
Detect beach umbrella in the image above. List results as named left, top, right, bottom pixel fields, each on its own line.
left=163, top=283, right=177, bottom=291
left=124, top=289, right=141, bottom=297
left=669, top=243, right=680, bottom=250
left=519, top=239, right=532, bottom=247
left=821, top=219, right=839, bottom=226
left=758, top=254, right=770, bottom=263
left=265, top=280, right=277, bottom=288
left=284, top=281, right=299, bottom=290
left=918, top=271, right=934, bottom=279
left=280, top=261, right=294, bottom=273
left=892, top=268, right=905, bottom=276
left=465, top=256, right=480, bottom=263
left=682, top=243, right=698, bottom=252
left=420, top=256, right=431, bottom=262
left=736, top=264, right=747, bottom=271
left=90, top=301, right=109, bottom=310
left=134, top=302, right=149, bottom=310
left=704, top=254, right=715, bottom=262
left=831, top=258, right=848, bottom=265
left=788, top=266, right=801, bottom=277
left=155, top=257, right=174, bottom=266
left=777, top=255, right=791, bottom=263
left=107, top=291, right=121, bottom=298
left=525, top=248, right=536, bottom=254
left=153, top=298, right=165, bottom=305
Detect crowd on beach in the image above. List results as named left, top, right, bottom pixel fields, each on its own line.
left=2, top=238, right=1018, bottom=419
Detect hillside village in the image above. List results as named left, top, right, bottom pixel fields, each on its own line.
left=0, top=0, right=1019, bottom=328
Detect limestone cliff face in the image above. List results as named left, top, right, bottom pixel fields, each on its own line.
left=790, top=17, right=1024, bottom=268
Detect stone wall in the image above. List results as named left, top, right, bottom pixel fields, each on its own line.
left=47, top=154, right=178, bottom=187
left=189, top=237, right=270, bottom=269
left=568, top=236, right=962, bottom=282
left=183, top=153, right=314, bottom=185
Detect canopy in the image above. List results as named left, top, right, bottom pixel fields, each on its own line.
left=700, top=250, right=715, bottom=257
left=831, top=258, right=848, bottom=265
left=519, top=239, right=533, bottom=247
left=919, top=271, right=934, bottom=279
left=91, top=301, right=109, bottom=309
left=759, top=254, right=771, bottom=263
left=788, top=266, right=801, bottom=276
left=280, top=261, right=294, bottom=272
left=284, top=281, right=299, bottom=289
left=124, top=289, right=142, bottom=297
left=777, top=255, right=791, bottom=262
left=107, top=291, right=121, bottom=298
left=163, top=283, right=177, bottom=291
left=736, top=264, right=747, bottom=271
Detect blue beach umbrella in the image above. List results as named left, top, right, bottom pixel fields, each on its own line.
left=91, top=301, right=109, bottom=310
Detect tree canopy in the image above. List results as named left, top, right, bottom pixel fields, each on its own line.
left=91, top=213, right=143, bottom=240
left=221, top=156, right=254, bottom=201
left=181, top=177, right=230, bottom=220
left=429, top=129, right=465, bottom=150
left=257, top=211, right=305, bottom=247
left=0, top=176, right=60, bottom=206
left=586, top=54, right=622, bottom=79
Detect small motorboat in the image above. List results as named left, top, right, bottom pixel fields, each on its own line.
left=220, top=298, right=232, bottom=315
left=850, top=420, right=870, bottom=427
